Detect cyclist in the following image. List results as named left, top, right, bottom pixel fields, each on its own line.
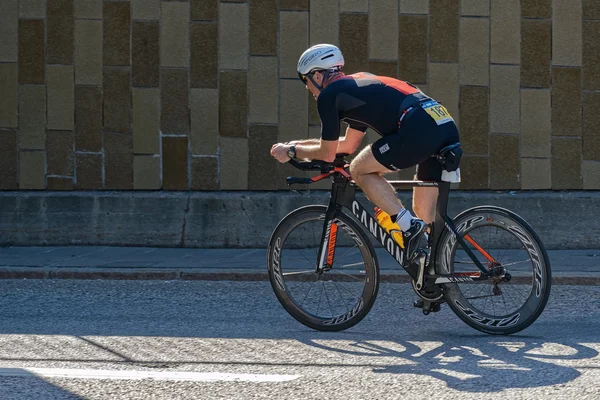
left=270, top=44, right=460, bottom=260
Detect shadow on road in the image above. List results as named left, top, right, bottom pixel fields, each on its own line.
left=300, top=336, right=597, bottom=392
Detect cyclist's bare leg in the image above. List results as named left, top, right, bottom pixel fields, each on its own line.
left=349, top=146, right=404, bottom=216
left=413, top=187, right=438, bottom=224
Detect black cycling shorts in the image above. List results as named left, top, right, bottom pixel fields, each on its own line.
left=371, top=106, right=460, bottom=181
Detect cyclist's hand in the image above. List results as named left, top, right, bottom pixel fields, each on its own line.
left=270, top=143, right=291, bottom=163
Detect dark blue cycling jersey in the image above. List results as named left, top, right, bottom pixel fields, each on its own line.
left=317, top=72, right=427, bottom=141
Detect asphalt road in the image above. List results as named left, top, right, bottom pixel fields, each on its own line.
left=0, top=280, right=598, bottom=399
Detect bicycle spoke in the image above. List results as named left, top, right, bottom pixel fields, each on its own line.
left=282, top=270, right=317, bottom=276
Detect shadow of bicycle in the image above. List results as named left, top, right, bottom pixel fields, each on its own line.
left=301, top=335, right=597, bottom=392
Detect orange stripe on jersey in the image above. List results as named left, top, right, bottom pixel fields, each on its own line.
left=349, top=73, right=420, bottom=95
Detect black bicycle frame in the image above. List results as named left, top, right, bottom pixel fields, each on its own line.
left=313, top=173, right=491, bottom=282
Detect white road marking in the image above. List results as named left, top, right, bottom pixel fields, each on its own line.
left=0, top=367, right=301, bottom=383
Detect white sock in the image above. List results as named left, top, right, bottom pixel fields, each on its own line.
left=395, top=208, right=414, bottom=232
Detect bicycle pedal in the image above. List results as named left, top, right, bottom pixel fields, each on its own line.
left=413, top=299, right=442, bottom=314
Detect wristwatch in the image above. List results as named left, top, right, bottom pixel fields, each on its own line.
left=287, top=145, right=296, bottom=159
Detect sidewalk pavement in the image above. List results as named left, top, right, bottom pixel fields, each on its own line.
left=0, top=246, right=599, bottom=285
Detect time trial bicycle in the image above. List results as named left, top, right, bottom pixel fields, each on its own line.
left=267, top=143, right=551, bottom=335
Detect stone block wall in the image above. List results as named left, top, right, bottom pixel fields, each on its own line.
left=0, top=0, right=599, bottom=190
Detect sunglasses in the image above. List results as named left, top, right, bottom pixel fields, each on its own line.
left=298, top=72, right=309, bottom=84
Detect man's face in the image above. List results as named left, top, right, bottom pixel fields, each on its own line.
left=304, top=71, right=323, bottom=99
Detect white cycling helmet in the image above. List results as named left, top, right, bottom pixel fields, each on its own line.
left=297, top=44, right=344, bottom=90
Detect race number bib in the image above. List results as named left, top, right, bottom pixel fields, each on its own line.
left=421, top=101, right=454, bottom=125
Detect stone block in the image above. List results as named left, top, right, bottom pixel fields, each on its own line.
left=521, top=89, right=551, bottom=158
left=310, top=0, right=339, bottom=45
left=428, top=63, right=459, bottom=126
left=553, top=0, right=582, bottom=67
left=399, top=15, right=428, bottom=84
left=280, top=79, right=308, bottom=144
left=583, top=21, right=600, bottom=89
left=132, top=21, right=160, bottom=87
left=279, top=11, right=308, bottom=79
left=490, top=134, right=519, bottom=189
left=490, top=65, right=520, bottom=133
left=75, top=0, right=102, bottom=19
left=192, top=157, right=219, bottom=190
left=583, top=161, right=600, bottom=189
left=191, top=22, right=218, bottom=88
left=47, top=0, right=73, bottom=64
left=460, top=17, right=490, bottom=86
left=522, top=0, right=551, bottom=18
left=191, top=89, right=219, bottom=155
left=75, top=20, right=102, bottom=85
left=459, top=86, right=488, bottom=155
left=220, top=137, right=249, bottom=190
left=552, top=67, right=582, bottom=137
left=19, top=85, right=46, bottom=150
left=429, top=0, right=459, bottom=62
left=75, top=86, right=102, bottom=152
left=47, top=177, right=74, bottom=190
left=18, top=20, right=45, bottom=84
left=0, top=130, right=18, bottom=189
left=0, top=0, right=18, bottom=62
left=521, top=158, right=551, bottom=189
left=461, top=0, right=489, bottom=15
left=47, top=66, right=74, bottom=130
left=19, top=151, right=46, bottom=189
left=521, top=20, right=551, bottom=88
left=340, top=14, right=369, bottom=74
left=103, top=1, right=130, bottom=66
left=75, top=153, right=102, bottom=189
left=20, top=0, right=46, bottom=17
left=161, top=69, right=190, bottom=134
left=104, top=133, right=133, bottom=189
left=219, top=2, right=249, bottom=69
left=248, top=124, right=279, bottom=190
left=583, top=91, right=600, bottom=160
left=491, top=0, right=520, bottom=64
left=369, top=0, right=398, bottom=60
left=459, top=155, right=489, bottom=189
left=583, top=0, right=600, bottom=19
left=368, top=61, right=397, bottom=78
left=341, top=0, right=368, bottom=13
left=134, top=155, right=161, bottom=190
left=552, top=137, right=582, bottom=189
left=46, top=130, right=74, bottom=176
left=249, top=57, right=278, bottom=124
left=161, top=1, right=189, bottom=67
left=280, top=0, right=308, bottom=10
left=219, top=71, right=248, bottom=137
left=103, top=67, right=131, bottom=133
left=192, top=0, right=218, bottom=20
left=133, top=88, right=160, bottom=154
left=250, top=0, right=277, bottom=55
left=400, top=0, right=429, bottom=14
left=162, top=136, right=189, bottom=190
left=132, top=0, right=160, bottom=20
left=0, top=64, right=17, bottom=127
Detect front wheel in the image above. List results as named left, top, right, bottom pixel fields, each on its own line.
left=267, top=205, right=379, bottom=332
left=436, top=206, right=551, bottom=335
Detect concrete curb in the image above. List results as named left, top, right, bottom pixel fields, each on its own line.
left=1, top=267, right=598, bottom=285
left=2, top=191, right=600, bottom=249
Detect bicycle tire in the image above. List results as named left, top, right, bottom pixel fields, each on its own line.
left=267, top=205, right=379, bottom=332
left=435, top=206, right=551, bottom=335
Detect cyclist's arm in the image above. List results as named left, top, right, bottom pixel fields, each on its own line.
left=294, top=139, right=338, bottom=163
left=336, top=127, right=365, bottom=154
left=288, top=127, right=364, bottom=155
